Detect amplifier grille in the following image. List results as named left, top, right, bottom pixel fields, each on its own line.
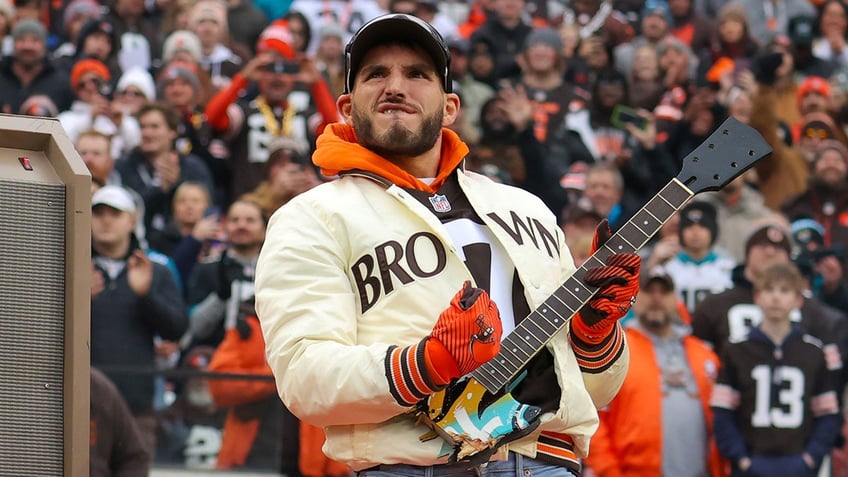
left=0, top=179, right=66, bottom=475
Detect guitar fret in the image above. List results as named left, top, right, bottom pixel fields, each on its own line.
left=664, top=179, right=695, bottom=206
left=478, top=354, right=513, bottom=383
left=583, top=255, right=605, bottom=270
left=547, top=289, right=579, bottom=319
left=603, top=233, right=636, bottom=255
left=535, top=300, right=573, bottom=339
left=561, top=278, right=593, bottom=302
left=472, top=370, right=500, bottom=392
left=518, top=328, right=544, bottom=350
left=644, top=194, right=676, bottom=226
left=522, top=316, right=553, bottom=341
left=493, top=344, right=524, bottom=371
left=622, top=224, right=650, bottom=247
left=631, top=209, right=662, bottom=238
left=497, top=342, right=525, bottom=364
left=502, top=335, right=533, bottom=361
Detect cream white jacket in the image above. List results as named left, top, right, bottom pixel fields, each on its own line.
left=255, top=169, right=629, bottom=471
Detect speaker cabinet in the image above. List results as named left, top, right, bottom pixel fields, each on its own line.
left=0, top=115, right=90, bottom=475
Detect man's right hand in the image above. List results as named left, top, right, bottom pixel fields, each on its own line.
left=241, top=53, right=275, bottom=82
left=192, top=214, right=221, bottom=242
left=424, top=281, right=502, bottom=385
left=89, top=95, right=111, bottom=119
left=384, top=282, right=502, bottom=406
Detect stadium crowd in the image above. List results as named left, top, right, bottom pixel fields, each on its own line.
left=12, top=0, right=847, bottom=473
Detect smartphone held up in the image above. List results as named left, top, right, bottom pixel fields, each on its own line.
left=610, top=104, right=649, bottom=131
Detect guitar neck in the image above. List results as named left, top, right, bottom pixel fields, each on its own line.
left=471, top=178, right=694, bottom=392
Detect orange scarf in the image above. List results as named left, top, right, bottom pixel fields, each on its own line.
left=312, top=122, right=470, bottom=193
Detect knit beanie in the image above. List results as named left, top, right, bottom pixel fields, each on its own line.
left=257, top=19, right=296, bottom=59
left=157, top=64, right=201, bottom=93
left=12, top=19, right=47, bottom=42
left=116, top=67, right=156, bottom=101
left=678, top=201, right=718, bottom=246
left=70, top=58, right=111, bottom=90
left=75, top=19, right=116, bottom=54
left=162, top=30, right=202, bottom=63
left=62, top=0, right=99, bottom=33
left=745, top=225, right=792, bottom=257
left=523, top=27, right=563, bottom=52
left=718, top=3, right=748, bottom=25
left=188, top=0, right=228, bottom=32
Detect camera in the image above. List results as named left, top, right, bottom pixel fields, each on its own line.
left=94, top=78, right=113, bottom=100
left=264, top=61, right=301, bottom=75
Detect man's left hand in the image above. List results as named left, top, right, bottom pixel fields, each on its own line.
left=572, top=220, right=641, bottom=342
left=580, top=253, right=641, bottom=325
left=128, top=250, right=154, bottom=297
left=297, top=54, right=322, bottom=85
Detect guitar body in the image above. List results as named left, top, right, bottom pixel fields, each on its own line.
left=415, top=117, right=772, bottom=466
left=418, top=377, right=542, bottom=464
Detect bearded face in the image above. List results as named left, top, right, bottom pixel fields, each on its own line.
left=352, top=97, right=444, bottom=161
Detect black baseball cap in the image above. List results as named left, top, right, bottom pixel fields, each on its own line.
left=788, top=15, right=816, bottom=46
left=344, top=13, right=451, bottom=94
left=641, top=266, right=675, bottom=291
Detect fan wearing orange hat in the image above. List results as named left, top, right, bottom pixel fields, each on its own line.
left=797, top=76, right=831, bottom=115
left=70, top=57, right=111, bottom=92
left=790, top=76, right=843, bottom=145
left=59, top=58, right=141, bottom=160
left=204, top=19, right=339, bottom=201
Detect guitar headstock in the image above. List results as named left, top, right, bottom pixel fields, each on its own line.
left=676, top=117, right=772, bottom=194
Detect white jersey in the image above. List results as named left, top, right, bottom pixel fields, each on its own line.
left=289, top=0, right=386, bottom=55
left=665, top=251, right=736, bottom=313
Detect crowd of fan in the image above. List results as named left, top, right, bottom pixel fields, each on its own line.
left=14, top=0, right=844, bottom=473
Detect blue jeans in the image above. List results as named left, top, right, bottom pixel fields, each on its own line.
left=356, top=452, right=579, bottom=477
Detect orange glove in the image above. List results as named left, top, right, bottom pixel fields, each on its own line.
left=425, top=281, right=502, bottom=385
left=384, top=282, right=502, bottom=406
left=572, top=220, right=641, bottom=343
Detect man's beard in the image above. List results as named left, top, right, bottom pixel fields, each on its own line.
left=813, top=172, right=848, bottom=194
left=352, top=104, right=443, bottom=162
left=15, top=52, right=43, bottom=70
left=639, top=309, right=672, bottom=332
left=230, top=240, right=260, bottom=256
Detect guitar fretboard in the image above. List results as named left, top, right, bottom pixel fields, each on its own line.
left=471, top=178, right=694, bottom=393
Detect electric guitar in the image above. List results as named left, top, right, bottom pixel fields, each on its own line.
left=415, top=117, right=772, bottom=465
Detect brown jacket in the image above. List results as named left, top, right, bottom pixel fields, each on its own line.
left=749, top=85, right=809, bottom=210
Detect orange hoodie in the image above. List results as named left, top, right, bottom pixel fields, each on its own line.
left=312, top=123, right=469, bottom=193
left=208, top=318, right=350, bottom=475
left=585, top=326, right=727, bottom=477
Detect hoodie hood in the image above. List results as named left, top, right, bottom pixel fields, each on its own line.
left=312, top=122, right=469, bottom=193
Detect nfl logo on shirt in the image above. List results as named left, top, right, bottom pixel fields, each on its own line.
left=429, top=194, right=452, bottom=213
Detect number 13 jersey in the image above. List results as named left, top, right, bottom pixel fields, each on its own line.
left=711, top=325, right=839, bottom=456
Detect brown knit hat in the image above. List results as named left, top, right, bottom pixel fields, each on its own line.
left=745, top=225, right=792, bottom=257
left=719, top=3, right=749, bottom=25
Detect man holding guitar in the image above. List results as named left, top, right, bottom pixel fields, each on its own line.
left=255, top=13, right=642, bottom=476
